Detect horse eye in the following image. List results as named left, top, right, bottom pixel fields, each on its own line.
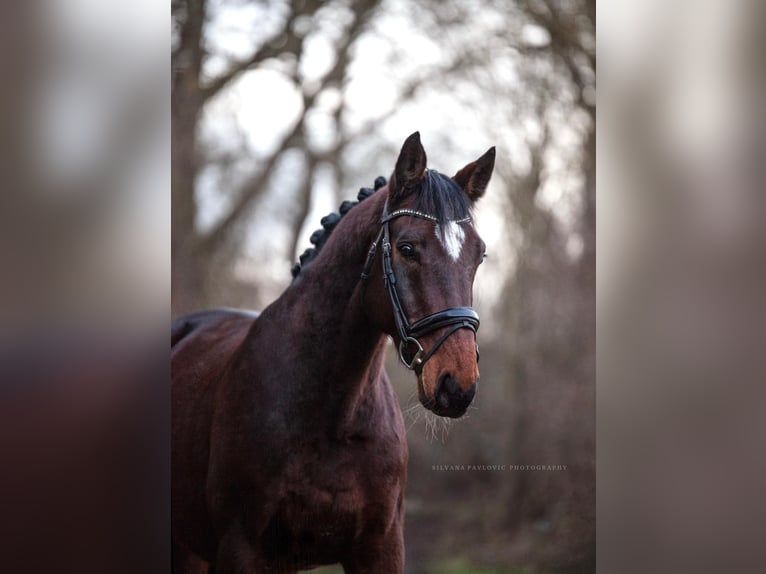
left=398, top=243, right=415, bottom=258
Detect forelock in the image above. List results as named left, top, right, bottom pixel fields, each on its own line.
left=412, top=170, right=472, bottom=224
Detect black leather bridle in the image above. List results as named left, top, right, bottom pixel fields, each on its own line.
left=361, top=199, right=480, bottom=372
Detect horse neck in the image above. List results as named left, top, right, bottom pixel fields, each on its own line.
left=270, top=190, right=392, bottom=430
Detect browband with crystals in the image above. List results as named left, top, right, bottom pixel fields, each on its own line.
left=382, top=208, right=472, bottom=225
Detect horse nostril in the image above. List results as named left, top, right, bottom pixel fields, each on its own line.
left=435, top=373, right=460, bottom=408
left=434, top=374, right=477, bottom=417
left=436, top=373, right=452, bottom=409
left=438, top=372, right=459, bottom=394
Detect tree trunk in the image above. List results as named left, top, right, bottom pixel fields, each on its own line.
left=502, top=117, right=595, bottom=570
left=172, top=0, right=206, bottom=316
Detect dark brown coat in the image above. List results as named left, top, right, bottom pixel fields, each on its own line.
left=172, top=133, right=494, bottom=573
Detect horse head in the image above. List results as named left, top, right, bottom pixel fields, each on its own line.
left=364, top=132, right=495, bottom=418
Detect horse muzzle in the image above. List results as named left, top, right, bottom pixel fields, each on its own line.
left=428, top=372, right=477, bottom=418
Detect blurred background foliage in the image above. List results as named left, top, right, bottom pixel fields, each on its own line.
left=172, top=0, right=594, bottom=571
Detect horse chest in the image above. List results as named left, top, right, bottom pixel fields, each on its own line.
left=280, top=434, right=403, bottom=513
left=258, top=436, right=404, bottom=566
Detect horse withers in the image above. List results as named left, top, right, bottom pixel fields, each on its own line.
left=172, top=132, right=495, bottom=572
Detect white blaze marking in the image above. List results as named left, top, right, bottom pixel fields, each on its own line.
left=435, top=221, right=465, bottom=262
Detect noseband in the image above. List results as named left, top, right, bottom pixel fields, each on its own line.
left=361, top=200, right=480, bottom=371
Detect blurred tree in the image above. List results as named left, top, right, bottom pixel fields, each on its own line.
left=172, top=0, right=381, bottom=314
left=498, top=0, right=595, bottom=569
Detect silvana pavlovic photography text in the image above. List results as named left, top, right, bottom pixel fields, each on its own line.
left=432, top=464, right=568, bottom=472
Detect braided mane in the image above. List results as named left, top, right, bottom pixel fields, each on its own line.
left=291, top=176, right=387, bottom=279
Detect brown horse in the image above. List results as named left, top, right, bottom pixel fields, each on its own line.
left=172, top=132, right=495, bottom=573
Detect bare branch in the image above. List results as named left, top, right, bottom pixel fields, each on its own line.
left=199, top=0, right=382, bottom=252
left=200, top=109, right=307, bottom=253
left=520, top=0, right=595, bottom=109
left=287, top=152, right=321, bottom=262
left=199, top=0, right=322, bottom=102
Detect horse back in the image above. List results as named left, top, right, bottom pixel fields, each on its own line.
left=172, top=308, right=260, bottom=347
left=171, top=308, right=259, bottom=560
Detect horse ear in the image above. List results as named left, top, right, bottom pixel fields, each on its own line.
left=391, top=131, right=427, bottom=201
left=453, top=147, right=496, bottom=202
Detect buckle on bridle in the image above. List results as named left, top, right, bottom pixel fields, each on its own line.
left=398, top=336, right=424, bottom=370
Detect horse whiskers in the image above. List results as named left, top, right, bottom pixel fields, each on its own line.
left=402, top=391, right=422, bottom=415
left=403, top=390, right=419, bottom=409
left=406, top=412, right=423, bottom=434
left=404, top=401, right=425, bottom=434
left=439, top=415, right=452, bottom=443
left=402, top=396, right=460, bottom=442
left=420, top=410, right=452, bottom=443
